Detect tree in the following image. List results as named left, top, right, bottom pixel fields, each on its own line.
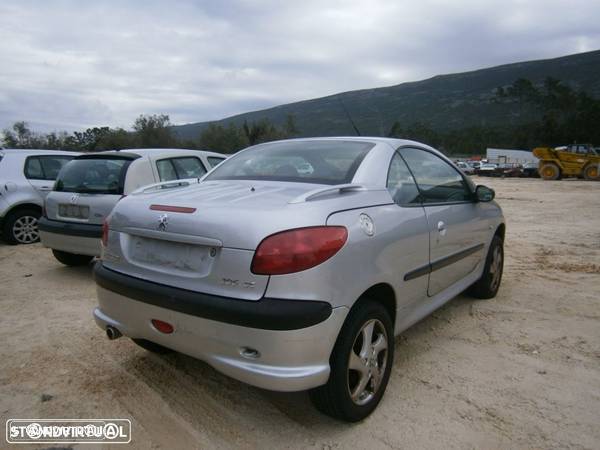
left=242, top=119, right=287, bottom=146
left=132, top=114, right=175, bottom=148
left=1, top=121, right=43, bottom=148
left=284, top=114, right=299, bottom=136
left=199, top=123, right=248, bottom=153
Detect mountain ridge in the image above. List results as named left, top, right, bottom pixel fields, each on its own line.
left=172, top=50, right=600, bottom=140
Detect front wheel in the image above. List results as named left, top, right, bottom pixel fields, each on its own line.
left=52, top=250, right=94, bottom=266
left=468, top=235, right=504, bottom=299
left=310, top=300, right=394, bottom=422
left=539, top=163, right=561, bottom=180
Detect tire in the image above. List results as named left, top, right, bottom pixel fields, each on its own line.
left=51, top=250, right=94, bottom=266
left=468, top=235, right=504, bottom=299
left=132, top=338, right=173, bottom=354
left=539, top=163, right=561, bottom=180
left=2, top=208, right=41, bottom=245
left=583, top=164, right=599, bottom=181
left=310, top=300, right=394, bottom=422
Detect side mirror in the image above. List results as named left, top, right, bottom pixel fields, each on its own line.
left=475, top=185, right=495, bottom=202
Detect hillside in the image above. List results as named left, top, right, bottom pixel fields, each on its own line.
left=173, top=50, right=600, bottom=140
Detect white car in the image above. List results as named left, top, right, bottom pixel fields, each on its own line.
left=478, top=163, right=498, bottom=176
left=0, top=149, right=79, bottom=244
left=39, top=148, right=226, bottom=265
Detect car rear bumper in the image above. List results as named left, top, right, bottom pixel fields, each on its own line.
left=38, top=217, right=102, bottom=256
left=93, top=263, right=348, bottom=391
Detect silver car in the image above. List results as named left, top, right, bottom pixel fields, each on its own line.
left=456, top=161, right=475, bottom=175
left=40, top=148, right=226, bottom=266
left=93, top=138, right=504, bottom=421
left=0, top=149, right=78, bottom=244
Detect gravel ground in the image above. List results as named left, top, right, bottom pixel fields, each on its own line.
left=1, top=177, right=599, bottom=449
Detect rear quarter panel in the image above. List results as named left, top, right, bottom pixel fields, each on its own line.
left=265, top=203, right=430, bottom=319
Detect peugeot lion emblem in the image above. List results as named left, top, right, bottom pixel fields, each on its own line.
left=157, top=214, right=169, bottom=231
left=70, top=194, right=79, bottom=204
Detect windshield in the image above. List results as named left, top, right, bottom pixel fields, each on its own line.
left=205, top=140, right=374, bottom=185
left=55, top=157, right=132, bottom=194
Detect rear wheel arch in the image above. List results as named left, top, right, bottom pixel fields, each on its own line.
left=352, top=283, right=396, bottom=327
left=6, top=203, right=42, bottom=217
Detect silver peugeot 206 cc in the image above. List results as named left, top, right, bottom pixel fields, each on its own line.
left=93, top=137, right=505, bottom=421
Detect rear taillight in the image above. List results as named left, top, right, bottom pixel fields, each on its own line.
left=251, top=226, right=348, bottom=275
left=101, top=220, right=109, bottom=246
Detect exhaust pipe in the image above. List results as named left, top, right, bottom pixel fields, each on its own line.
left=106, top=326, right=122, bottom=340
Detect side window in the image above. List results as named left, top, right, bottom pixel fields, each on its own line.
left=39, top=156, right=72, bottom=180
left=171, top=157, right=207, bottom=179
left=24, top=157, right=44, bottom=179
left=208, top=156, right=226, bottom=168
left=157, top=157, right=207, bottom=181
left=386, top=152, right=420, bottom=205
left=399, top=148, right=472, bottom=203
left=157, top=159, right=178, bottom=181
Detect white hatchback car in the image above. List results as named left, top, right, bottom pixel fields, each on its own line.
left=40, top=148, right=226, bottom=265
left=0, top=149, right=79, bottom=244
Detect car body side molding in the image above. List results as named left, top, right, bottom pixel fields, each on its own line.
left=404, top=243, right=485, bottom=281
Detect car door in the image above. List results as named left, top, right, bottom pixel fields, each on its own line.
left=383, top=152, right=430, bottom=310
left=398, top=147, right=489, bottom=297
left=24, top=155, right=73, bottom=199
left=325, top=150, right=430, bottom=331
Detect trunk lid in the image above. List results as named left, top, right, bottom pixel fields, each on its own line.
left=110, top=180, right=345, bottom=249
left=45, top=191, right=122, bottom=225
left=103, top=180, right=390, bottom=299
left=46, top=154, right=135, bottom=225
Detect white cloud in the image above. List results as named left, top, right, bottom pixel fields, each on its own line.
left=0, top=0, right=599, bottom=132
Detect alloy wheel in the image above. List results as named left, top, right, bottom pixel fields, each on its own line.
left=347, top=319, right=388, bottom=405
left=13, top=215, right=39, bottom=244
left=489, top=245, right=503, bottom=291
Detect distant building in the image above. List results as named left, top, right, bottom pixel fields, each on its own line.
left=486, top=148, right=538, bottom=164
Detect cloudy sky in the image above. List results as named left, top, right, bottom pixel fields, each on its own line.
left=1, top=0, right=599, bottom=132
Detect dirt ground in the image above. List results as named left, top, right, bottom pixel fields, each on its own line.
left=1, top=177, right=599, bottom=450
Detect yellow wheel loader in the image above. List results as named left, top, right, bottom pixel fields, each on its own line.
left=533, top=144, right=600, bottom=180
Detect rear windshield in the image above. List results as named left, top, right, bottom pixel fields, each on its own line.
left=205, top=140, right=374, bottom=185
left=55, top=157, right=131, bottom=194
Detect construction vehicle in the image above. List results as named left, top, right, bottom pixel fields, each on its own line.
left=533, top=144, right=600, bottom=180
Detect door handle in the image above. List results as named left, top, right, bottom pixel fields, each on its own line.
left=437, top=221, right=447, bottom=236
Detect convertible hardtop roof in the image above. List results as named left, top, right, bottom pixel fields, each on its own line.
left=254, top=136, right=436, bottom=150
